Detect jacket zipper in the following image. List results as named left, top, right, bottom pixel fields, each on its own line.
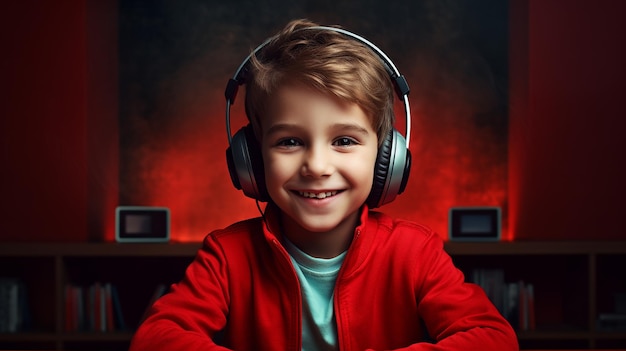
left=334, top=227, right=361, bottom=351
left=271, top=238, right=303, bottom=350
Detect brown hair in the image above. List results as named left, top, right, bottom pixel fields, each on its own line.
left=244, top=19, right=395, bottom=146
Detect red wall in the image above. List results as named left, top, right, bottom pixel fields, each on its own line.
left=509, top=0, right=626, bottom=240
left=1, top=0, right=624, bottom=242
left=0, top=0, right=118, bottom=242
left=0, top=0, right=88, bottom=242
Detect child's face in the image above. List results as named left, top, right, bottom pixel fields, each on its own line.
left=260, top=85, right=378, bottom=235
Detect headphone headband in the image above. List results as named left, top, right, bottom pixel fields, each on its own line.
left=225, top=25, right=411, bottom=149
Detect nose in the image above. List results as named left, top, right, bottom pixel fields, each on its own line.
left=301, top=144, right=333, bottom=178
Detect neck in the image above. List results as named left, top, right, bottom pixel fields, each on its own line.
left=280, top=211, right=360, bottom=259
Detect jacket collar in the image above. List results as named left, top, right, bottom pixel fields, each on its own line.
left=261, top=203, right=379, bottom=277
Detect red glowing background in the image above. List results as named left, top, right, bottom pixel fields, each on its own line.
left=117, top=1, right=509, bottom=242
left=2, top=0, right=624, bottom=243
left=119, top=83, right=508, bottom=242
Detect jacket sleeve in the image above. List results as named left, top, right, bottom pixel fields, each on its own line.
left=129, top=234, right=233, bottom=351
left=395, top=231, right=519, bottom=351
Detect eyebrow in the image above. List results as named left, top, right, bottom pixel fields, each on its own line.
left=264, top=123, right=300, bottom=136
left=265, top=122, right=372, bottom=137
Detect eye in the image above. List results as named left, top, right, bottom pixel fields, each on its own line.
left=333, top=137, right=358, bottom=147
left=276, top=137, right=302, bottom=147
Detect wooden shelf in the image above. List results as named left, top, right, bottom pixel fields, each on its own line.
left=0, top=242, right=202, bottom=257
left=0, top=331, right=134, bottom=341
left=0, top=241, right=624, bottom=350
left=444, top=240, right=626, bottom=255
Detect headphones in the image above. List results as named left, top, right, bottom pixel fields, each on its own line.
left=224, top=26, right=412, bottom=208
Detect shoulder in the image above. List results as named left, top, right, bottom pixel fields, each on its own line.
left=202, top=216, right=267, bottom=252
left=369, top=211, right=438, bottom=240
left=366, top=210, right=445, bottom=255
left=208, top=216, right=264, bottom=237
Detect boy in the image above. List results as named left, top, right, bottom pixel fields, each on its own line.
left=129, top=19, right=518, bottom=351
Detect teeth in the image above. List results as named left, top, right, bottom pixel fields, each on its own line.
left=299, top=191, right=338, bottom=199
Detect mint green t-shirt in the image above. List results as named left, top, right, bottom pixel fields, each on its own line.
left=283, top=237, right=346, bottom=351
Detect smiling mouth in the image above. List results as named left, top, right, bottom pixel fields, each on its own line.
left=297, top=191, right=339, bottom=199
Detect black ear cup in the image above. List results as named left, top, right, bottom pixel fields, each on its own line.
left=226, top=124, right=269, bottom=202
left=366, top=128, right=411, bottom=208
left=226, top=124, right=411, bottom=207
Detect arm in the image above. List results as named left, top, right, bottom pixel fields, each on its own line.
left=129, top=234, right=233, bottom=351
left=407, top=233, right=519, bottom=350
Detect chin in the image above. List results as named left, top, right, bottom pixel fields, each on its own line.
left=292, top=210, right=359, bottom=234
left=298, top=221, right=340, bottom=233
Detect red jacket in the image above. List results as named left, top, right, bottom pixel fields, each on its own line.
left=130, top=206, right=518, bottom=351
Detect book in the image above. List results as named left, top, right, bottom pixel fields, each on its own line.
left=470, top=268, right=506, bottom=315
left=88, top=284, right=96, bottom=331
left=469, top=269, right=536, bottom=331
left=526, top=283, right=535, bottom=331
left=518, top=280, right=526, bottom=330
left=138, top=284, right=168, bottom=326
left=1, top=278, right=30, bottom=333
left=93, top=282, right=102, bottom=332
left=99, top=283, right=106, bottom=332
left=76, top=285, right=85, bottom=331
left=64, top=284, right=73, bottom=332
left=505, top=281, right=519, bottom=329
left=597, top=313, right=626, bottom=331
left=110, top=284, right=127, bottom=331
left=0, top=279, right=19, bottom=332
left=105, top=283, right=115, bottom=332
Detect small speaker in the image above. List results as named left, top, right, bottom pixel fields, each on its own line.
left=115, top=206, right=170, bottom=243
left=449, top=207, right=501, bottom=242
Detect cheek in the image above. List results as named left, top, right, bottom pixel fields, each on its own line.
left=343, top=153, right=377, bottom=187
left=262, top=153, right=292, bottom=185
